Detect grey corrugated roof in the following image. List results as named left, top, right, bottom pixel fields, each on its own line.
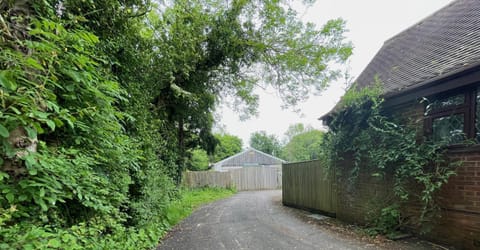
left=356, top=0, right=480, bottom=95
left=214, top=148, right=285, bottom=168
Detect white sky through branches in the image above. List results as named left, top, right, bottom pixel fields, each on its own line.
left=217, top=0, right=454, bottom=146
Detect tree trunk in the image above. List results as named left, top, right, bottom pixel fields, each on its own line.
left=176, top=118, right=185, bottom=186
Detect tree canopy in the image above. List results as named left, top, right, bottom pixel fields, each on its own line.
left=249, top=131, right=282, bottom=157
left=212, top=133, right=243, bottom=162
left=282, top=129, right=324, bottom=162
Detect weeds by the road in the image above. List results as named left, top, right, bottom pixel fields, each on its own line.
left=164, top=187, right=236, bottom=227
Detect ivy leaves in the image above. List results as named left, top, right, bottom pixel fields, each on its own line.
left=323, top=84, right=458, bottom=234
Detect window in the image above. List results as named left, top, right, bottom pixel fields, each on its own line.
left=431, top=114, right=464, bottom=143
left=424, top=86, right=479, bottom=144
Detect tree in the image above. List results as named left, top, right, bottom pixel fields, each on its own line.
left=187, top=149, right=210, bottom=171
left=144, top=0, right=352, bottom=181
left=213, top=133, right=243, bottom=162
left=249, top=131, right=282, bottom=157
left=282, top=130, right=324, bottom=162
left=283, top=123, right=315, bottom=143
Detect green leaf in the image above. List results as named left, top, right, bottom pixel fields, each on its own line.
left=46, top=120, right=55, bottom=131
left=32, top=122, right=45, bottom=134
left=24, top=126, right=37, bottom=139
left=5, top=193, right=14, bottom=203
left=24, top=154, right=36, bottom=169
left=65, top=84, right=75, bottom=91
left=0, top=172, right=8, bottom=181
left=9, top=106, right=21, bottom=114
left=28, top=168, right=37, bottom=175
left=62, top=234, right=75, bottom=243
left=18, top=195, right=28, bottom=201
left=35, top=197, right=48, bottom=211
left=26, top=57, right=44, bottom=70
left=0, top=124, right=9, bottom=138
left=64, top=69, right=82, bottom=82
left=31, top=110, right=49, bottom=119
left=48, top=239, right=61, bottom=248
left=40, top=188, right=45, bottom=197
left=0, top=71, right=17, bottom=91
left=53, top=118, right=64, bottom=127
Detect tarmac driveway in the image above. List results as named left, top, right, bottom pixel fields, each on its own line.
left=157, top=190, right=446, bottom=250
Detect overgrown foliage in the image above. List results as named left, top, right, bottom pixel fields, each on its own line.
left=322, top=83, right=458, bottom=235
left=187, top=149, right=210, bottom=171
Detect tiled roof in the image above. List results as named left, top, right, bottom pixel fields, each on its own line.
left=214, top=148, right=285, bottom=168
left=356, top=0, right=480, bottom=96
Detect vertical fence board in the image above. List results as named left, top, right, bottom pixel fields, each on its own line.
left=282, top=160, right=336, bottom=215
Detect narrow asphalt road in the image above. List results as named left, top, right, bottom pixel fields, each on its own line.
left=158, top=190, right=445, bottom=250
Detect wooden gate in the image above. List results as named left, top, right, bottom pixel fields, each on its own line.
left=183, top=167, right=282, bottom=191
left=282, top=160, right=336, bottom=216
left=230, top=167, right=281, bottom=191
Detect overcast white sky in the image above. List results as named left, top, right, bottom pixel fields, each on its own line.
left=216, top=0, right=454, bottom=146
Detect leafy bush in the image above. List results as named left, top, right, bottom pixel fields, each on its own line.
left=187, top=149, right=210, bottom=171
left=0, top=2, right=175, bottom=249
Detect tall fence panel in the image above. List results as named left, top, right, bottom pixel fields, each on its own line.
left=183, top=167, right=281, bottom=191
left=282, top=160, right=336, bottom=215
left=230, top=167, right=281, bottom=191
left=183, top=171, right=232, bottom=189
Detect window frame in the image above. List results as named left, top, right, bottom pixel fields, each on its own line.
left=424, top=86, right=477, bottom=143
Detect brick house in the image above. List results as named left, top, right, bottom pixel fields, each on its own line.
left=322, top=0, right=480, bottom=248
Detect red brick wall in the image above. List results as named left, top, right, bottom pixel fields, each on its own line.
left=334, top=100, right=480, bottom=249
left=432, top=151, right=480, bottom=248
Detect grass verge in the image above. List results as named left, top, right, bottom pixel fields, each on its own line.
left=164, top=187, right=236, bottom=229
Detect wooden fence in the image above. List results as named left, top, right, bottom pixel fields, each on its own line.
left=282, top=160, right=336, bottom=216
left=183, top=171, right=232, bottom=189
left=183, top=167, right=281, bottom=191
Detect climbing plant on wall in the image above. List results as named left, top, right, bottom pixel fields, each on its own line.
left=322, top=83, right=459, bottom=235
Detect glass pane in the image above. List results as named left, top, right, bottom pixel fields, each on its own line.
left=426, top=94, right=465, bottom=115
left=432, top=114, right=465, bottom=144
